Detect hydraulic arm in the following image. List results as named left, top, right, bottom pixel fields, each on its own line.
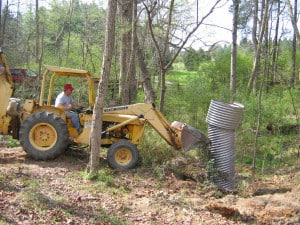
left=103, top=103, right=209, bottom=150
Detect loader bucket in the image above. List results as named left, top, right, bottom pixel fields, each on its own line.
left=171, top=121, right=210, bottom=151
left=181, top=124, right=210, bottom=151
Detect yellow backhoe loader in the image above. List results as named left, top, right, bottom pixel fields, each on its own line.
left=0, top=50, right=210, bottom=169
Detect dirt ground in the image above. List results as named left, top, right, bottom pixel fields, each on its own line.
left=0, top=146, right=300, bottom=225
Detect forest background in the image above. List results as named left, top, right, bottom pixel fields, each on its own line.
left=0, top=0, right=299, bottom=174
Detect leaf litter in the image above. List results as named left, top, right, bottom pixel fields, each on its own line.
left=0, top=147, right=299, bottom=224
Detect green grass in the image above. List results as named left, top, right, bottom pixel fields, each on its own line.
left=139, top=126, right=180, bottom=167
left=0, top=135, right=20, bottom=148
left=166, top=69, right=197, bottom=85
left=172, top=62, right=185, bottom=70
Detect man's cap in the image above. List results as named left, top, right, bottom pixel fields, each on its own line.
left=64, top=84, right=74, bottom=90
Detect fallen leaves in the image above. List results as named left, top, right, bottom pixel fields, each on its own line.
left=1, top=147, right=300, bottom=224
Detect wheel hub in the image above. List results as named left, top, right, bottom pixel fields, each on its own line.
left=115, top=148, right=132, bottom=166
left=30, top=123, right=57, bottom=150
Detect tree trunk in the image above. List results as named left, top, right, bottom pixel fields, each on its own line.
left=248, top=0, right=269, bottom=95
left=144, top=0, right=174, bottom=112
left=66, top=0, right=74, bottom=64
left=230, top=0, right=239, bottom=102
left=253, top=30, right=269, bottom=169
left=252, top=61, right=265, bottom=170
left=89, top=0, right=117, bottom=175
left=248, top=0, right=259, bottom=94
left=251, top=0, right=270, bottom=168
left=35, top=0, right=40, bottom=63
left=159, top=67, right=167, bottom=112
left=290, top=0, right=297, bottom=87
left=263, top=0, right=270, bottom=93
left=129, top=0, right=137, bottom=103
left=0, top=1, right=9, bottom=47
left=271, top=0, right=280, bottom=85
left=135, top=32, right=156, bottom=103
left=143, top=0, right=223, bottom=111
left=119, top=0, right=134, bottom=105
left=35, top=0, right=44, bottom=79
left=285, top=0, right=300, bottom=45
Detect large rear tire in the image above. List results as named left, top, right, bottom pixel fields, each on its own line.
left=107, top=140, right=139, bottom=170
left=19, top=111, right=69, bottom=160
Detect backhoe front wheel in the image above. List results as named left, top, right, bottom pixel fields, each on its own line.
left=19, top=111, right=69, bottom=160
left=107, top=140, right=139, bottom=170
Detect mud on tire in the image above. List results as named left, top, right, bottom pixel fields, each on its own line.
left=19, top=111, right=69, bottom=160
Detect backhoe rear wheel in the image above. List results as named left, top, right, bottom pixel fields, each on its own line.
left=107, top=140, right=139, bottom=170
left=19, top=111, right=69, bottom=160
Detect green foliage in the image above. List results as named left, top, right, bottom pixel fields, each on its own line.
left=242, top=85, right=299, bottom=131
left=206, top=159, right=217, bottom=180
left=139, top=127, right=180, bottom=168
left=4, top=0, right=106, bottom=73
left=0, top=217, right=9, bottom=225
left=213, top=47, right=231, bottom=82
left=166, top=69, right=197, bottom=85
left=207, top=46, right=253, bottom=91
left=0, top=135, right=20, bottom=148
left=182, top=48, right=210, bottom=71
left=235, top=50, right=253, bottom=87
left=84, top=168, right=115, bottom=187
left=166, top=73, right=213, bottom=127
left=236, top=84, right=299, bottom=171
left=140, top=62, right=299, bottom=175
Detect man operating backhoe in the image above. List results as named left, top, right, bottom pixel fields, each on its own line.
left=55, top=84, right=82, bottom=133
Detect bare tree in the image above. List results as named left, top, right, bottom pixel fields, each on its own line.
left=0, top=0, right=9, bottom=47
left=35, top=0, right=39, bottom=63
left=118, top=0, right=157, bottom=104
left=250, top=0, right=270, bottom=168
left=247, top=0, right=259, bottom=94
left=89, top=0, right=117, bottom=174
left=285, top=0, right=300, bottom=45
left=135, top=32, right=156, bottom=103
left=290, top=0, right=297, bottom=87
left=230, top=0, right=239, bottom=101
left=119, top=0, right=136, bottom=105
left=34, top=0, right=45, bottom=79
left=128, top=0, right=138, bottom=103
left=247, top=0, right=269, bottom=95
left=53, top=1, right=76, bottom=65
left=271, top=0, right=282, bottom=85
left=143, top=0, right=223, bottom=112
left=66, top=0, right=74, bottom=64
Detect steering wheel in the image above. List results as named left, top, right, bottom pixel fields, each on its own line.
left=72, top=106, right=85, bottom=113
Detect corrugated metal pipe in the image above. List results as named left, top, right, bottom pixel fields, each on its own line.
left=206, top=100, right=244, bottom=191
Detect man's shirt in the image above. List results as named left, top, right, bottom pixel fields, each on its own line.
left=55, top=92, right=74, bottom=109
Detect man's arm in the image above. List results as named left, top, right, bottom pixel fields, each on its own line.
left=70, top=100, right=84, bottom=108
left=56, top=101, right=82, bottom=110
left=55, top=93, right=73, bottom=110
left=56, top=104, right=73, bottom=111
left=55, top=94, right=83, bottom=110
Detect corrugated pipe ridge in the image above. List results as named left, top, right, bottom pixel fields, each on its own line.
left=206, top=100, right=244, bottom=191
